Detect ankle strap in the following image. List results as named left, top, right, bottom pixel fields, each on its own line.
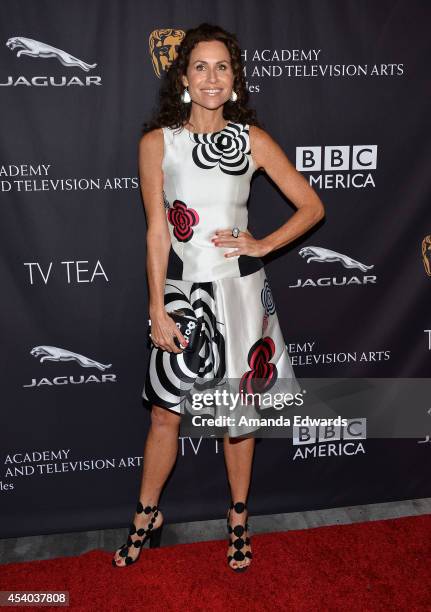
left=136, top=502, right=159, bottom=514
left=230, top=500, right=247, bottom=512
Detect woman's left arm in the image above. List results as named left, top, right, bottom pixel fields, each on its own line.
left=214, top=125, right=325, bottom=258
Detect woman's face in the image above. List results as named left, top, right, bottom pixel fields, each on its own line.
left=181, top=40, right=234, bottom=110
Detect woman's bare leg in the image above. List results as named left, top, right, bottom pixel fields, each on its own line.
left=113, top=404, right=181, bottom=565
left=223, top=434, right=255, bottom=569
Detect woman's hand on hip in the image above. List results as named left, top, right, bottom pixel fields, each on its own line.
left=211, top=229, right=271, bottom=258
left=149, top=310, right=188, bottom=353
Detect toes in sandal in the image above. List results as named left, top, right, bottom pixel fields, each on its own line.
left=226, top=500, right=252, bottom=572
left=112, top=502, right=163, bottom=567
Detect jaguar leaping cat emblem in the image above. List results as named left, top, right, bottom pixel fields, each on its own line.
left=6, top=37, right=97, bottom=71
left=31, top=346, right=111, bottom=371
left=299, top=246, right=374, bottom=272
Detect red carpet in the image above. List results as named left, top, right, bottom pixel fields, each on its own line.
left=1, top=514, right=430, bottom=611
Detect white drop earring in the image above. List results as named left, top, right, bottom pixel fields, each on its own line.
left=181, top=86, right=191, bottom=103
left=230, top=89, right=238, bottom=102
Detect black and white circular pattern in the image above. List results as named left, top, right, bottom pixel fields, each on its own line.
left=190, top=122, right=251, bottom=175
left=261, top=278, right=276, bottom=315
left=143, top=280, right=226, bottom=410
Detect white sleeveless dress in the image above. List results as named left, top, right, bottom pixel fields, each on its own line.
left=142, top=121, right=301, bottom=437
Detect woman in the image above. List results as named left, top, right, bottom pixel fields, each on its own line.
left=112, top=22, right=324, bottom=572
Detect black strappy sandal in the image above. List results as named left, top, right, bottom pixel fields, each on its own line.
left=112, top=502, right=164, bottom=567
left=226, top=500, right=252, bottom=572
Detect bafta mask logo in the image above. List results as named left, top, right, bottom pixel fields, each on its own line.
left=421, top=235, right=431, bottom=276
left=149, top=28, right=185, bottom=77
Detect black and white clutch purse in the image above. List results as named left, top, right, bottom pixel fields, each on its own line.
left=148, top=309, right=203, bottom=351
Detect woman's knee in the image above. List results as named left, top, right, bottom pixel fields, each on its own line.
left=151, top=404, right=181, bottom=428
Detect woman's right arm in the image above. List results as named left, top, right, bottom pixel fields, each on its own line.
left=139, top=129, right=187, bottom=353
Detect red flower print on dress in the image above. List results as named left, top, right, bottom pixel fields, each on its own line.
left=167, top=199, right=199, bottom=242
left=239, top=336, right=278, bottom=404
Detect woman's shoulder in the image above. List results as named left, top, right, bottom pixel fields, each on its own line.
left=139, top=127, right=164, bottom=155
left=248, top=124, right=273, bottom=172
left=141, top=126, right=164, bottom=140
left=247, top=123, right=267, bottom=138
left=238, top=122, right=267, bottom=146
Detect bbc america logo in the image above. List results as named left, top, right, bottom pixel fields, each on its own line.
left=296, top=145, right=378, bottom=189
left=292, top=418, right=367, bottom=460
left=297, top=146, right=377, bottom=171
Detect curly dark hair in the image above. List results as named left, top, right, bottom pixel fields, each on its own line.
left=142, top=22, right=261, bottom=134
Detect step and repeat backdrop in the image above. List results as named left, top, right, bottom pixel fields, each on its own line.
left=1, top=0, right=430, bottom=538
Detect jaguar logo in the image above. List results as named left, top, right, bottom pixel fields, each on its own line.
left=30, top=345, right=111, bottom=370
left=149, top=28, right=185, bottom=77
left=6, top=37, right=97, bottom=71
left=299, top=246, right=374, bottom=272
